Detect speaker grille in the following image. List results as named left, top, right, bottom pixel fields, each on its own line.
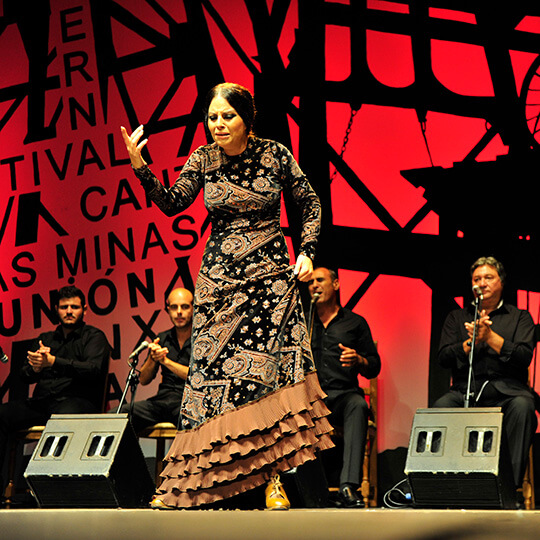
left=405, top=408, right=516, bottom=509
left=409, top=473, right=503, bottom=507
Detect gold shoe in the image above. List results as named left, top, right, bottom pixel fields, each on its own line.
left=265, top=474, right=290, bottom=510
left=150, top=497, right=176, bottom=510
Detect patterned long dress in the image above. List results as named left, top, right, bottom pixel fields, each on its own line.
left=133, top=136, right=333, bottom=507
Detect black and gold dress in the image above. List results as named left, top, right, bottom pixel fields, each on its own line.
left=133, top=136, right=333, bottom=507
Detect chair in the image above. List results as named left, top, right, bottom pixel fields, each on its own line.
left=361, top=376, right=378, bottom=507
left=137, top=422, right=177, bottom=486
left=3, top=372, right=110, bottom=508
left=3, top=425, right=46, bottom=507
left=327, top=376, right=378, bottom=508
left=519, top=360, right=536, bottom=510
left=519, top=365, right=537, bottom=510
left=521, top=446, right=535, bottom=510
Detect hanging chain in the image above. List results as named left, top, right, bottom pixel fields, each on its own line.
left=330, top=105, right=360, bottom=183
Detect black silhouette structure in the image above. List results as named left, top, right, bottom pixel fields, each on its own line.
left=2, top=0, right=540, bottom=428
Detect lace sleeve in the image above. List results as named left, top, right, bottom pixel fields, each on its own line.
left=278, top=143, right=321, bottom=260
left=132, top=149, right=205, bottom=217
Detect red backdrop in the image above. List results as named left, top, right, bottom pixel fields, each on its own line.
left=2, top=0, right=540, bottom=455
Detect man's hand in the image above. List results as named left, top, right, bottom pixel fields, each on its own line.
left=140, top=337, right=189, bottom=383
left=339, top=343, right=368, bottom=370
left=27, top=340, right=55, bottom=372
left=463, top=309, right=504, bottom=354
left=147, top=338, right=169, bottom=365
left=465, top=310, right=492, bottom=343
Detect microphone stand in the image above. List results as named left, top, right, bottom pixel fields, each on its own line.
left=464, top=293, right=482, bottom=408
left=116, top=351, right=143, bottom=415
left=308, top=294, right=319, bottom=341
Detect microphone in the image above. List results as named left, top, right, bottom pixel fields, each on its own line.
left=128, top=341, right=149, bottom=359
left=311, top=292, right=321, bottom=304
left=0, top=346, right=7, bottom=364
left=472, top=285, right=483, bottom=301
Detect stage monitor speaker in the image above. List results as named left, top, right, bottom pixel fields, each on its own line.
left=404, top=407, right=516, bottom=509
left=24, top=413, right=155, bottom=508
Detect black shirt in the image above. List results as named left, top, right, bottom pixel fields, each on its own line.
left=311, top=307, right=380, bottom=395
left=438, top=302, right=535, bottom=393
left=154, top=327, right=191, bottom=397
left=21, top=322, right=111, bottom=409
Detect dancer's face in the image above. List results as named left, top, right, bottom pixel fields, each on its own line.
left=207, top=96, right=248, bottom=156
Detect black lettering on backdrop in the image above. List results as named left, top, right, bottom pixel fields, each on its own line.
left=88, top=278, right=118, bottom=316
left=45, top=144, right=73, bottom=180
left=60, top=6, right=86, bottom=43
left=142, top=222, right=169, bottom=259
left=0, top=299, right=22, bottom=337
left=107, top=133, right=131, bottom=168
left=132, top=310, right=161, bottom=344
left=64, top=52, right=93, bottom=86
left=77, top=139, right=106, bottom=175
left=1, top=155, right=25, bottom=191
left=56, top=217, right=200, bottom=279
left=32, top=151, right=40, bottom=186
left=80, top=185, right=107, bottom=221
left=12, top=252, right=37, bottom=288
left=200, top=213, right=211, bottom=236
left=0, top=196, right=15, bottom=245
left=82, top=179, right=150, bottom=223
left=32, top=291, right=59, bottom=330
left=164, top=256, right=195, bottom=297
left=106, top=372, right=123, bottom=404
left=127, top=268, right=155, bottom=308
left=108, top=228, right=135, bottom=265
left=57, top=238, right=88, bottom=279
left=0, top=273, right=8, bottom=293
left=16, top=192, right=68, bottom=246
left=5, top=140, right=134, bottom=185
left=94, top=235, right=102, bottom=270
left=172, top=215, right=198, bottom=250
left=69, top=93, right=96, bottom=129
left=111, top=178, right=143, bottom=216
left=111, top=323, right=121, bottom=360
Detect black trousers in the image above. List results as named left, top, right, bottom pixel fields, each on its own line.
left=118, top=392, right=182, bottom=433
left=326, top=391, right=369, bottom=487
left=0, top=396, right=98, bottom=490
left=433, top=387, right=537, bottom=488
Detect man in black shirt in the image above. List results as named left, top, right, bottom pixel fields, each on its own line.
left=308, top=267, right=380, bottom=508
left=0, top=285, right=111, bottom=492
left=120, top=288, right=193, bottom=432
left=434, top=256, right=537, bottom=489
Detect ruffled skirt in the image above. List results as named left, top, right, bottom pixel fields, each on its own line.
left=155, top=371, right=333, bottom=507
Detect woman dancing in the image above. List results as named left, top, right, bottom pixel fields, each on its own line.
left=121, top=82, right=333, bottom=509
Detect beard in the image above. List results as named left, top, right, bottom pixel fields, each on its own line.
left=60, top=315, right=84, bottom=329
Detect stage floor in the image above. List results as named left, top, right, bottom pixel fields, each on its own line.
left=2, top=508, right=540, bottom=540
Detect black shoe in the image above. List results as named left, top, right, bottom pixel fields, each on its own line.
left=339, top=485, right=364, bottom=508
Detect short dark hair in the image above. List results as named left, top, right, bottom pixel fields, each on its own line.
left=203, top=82, right=256, bottom=140
left=314, top=267, right=338, bottom=282
left=56, top=285, right=86, bottom=306
left=470, top=256, right=506, bottom=286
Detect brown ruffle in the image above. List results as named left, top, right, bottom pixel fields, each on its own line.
left=155, top=371, right=334, bottom=508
